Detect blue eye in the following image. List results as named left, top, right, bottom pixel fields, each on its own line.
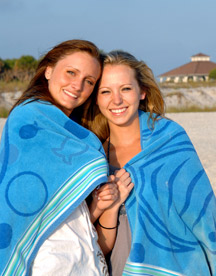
left=67, top=70, right=75, bottom=76
left=86, top=79, right=94, bottom=86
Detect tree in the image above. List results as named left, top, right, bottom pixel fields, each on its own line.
left=14, top=55, right=38, bottom=81
left=0, top=59, right=4, bottom=73
left=4, top=59, right=17, bottom=70
left=209, top=68, right=216, bottom=80
left=15, top=55, right=37, bottom=71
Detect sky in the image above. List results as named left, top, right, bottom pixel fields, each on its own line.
left=0, top=0, right=216, bottom=77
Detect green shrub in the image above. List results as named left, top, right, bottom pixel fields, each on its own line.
left=0, top=107, right=9, bottom=118
left=209, top=68, right=216, bottom=80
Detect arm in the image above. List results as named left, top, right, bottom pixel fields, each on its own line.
left=96, top=169, right=134, bottom=255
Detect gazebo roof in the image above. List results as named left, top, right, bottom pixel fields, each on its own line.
left=159, top=54, right=216, bottom=77
left=191, top=53, right=209, bottom=57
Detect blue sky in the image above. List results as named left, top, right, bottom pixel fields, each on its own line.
left=0, top=0, right=215, bottom=77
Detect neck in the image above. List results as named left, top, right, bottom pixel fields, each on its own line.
left=109, top=116, right=141, bottom=147
left=106, top=115, right=142, bottom=168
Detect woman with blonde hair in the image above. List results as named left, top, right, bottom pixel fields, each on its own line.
left=83, top=50, right=216, bottom=276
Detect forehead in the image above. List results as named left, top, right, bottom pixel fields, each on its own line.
left=58, top=51, right=95, bottom=64
left=55, top=51, right=101, bottom=74
left=101, top=64, right=136, bottom=82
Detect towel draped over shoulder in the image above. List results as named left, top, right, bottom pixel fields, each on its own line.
left=123, top=110, right=216, bottom=276
left=0, top=101, right=108, bottom=275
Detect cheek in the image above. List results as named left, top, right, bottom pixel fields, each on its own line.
left=47, top=79, right=53, bottom=95
left=47, top=77, right=59, bottom=96
left=81, top=87, right=94, bottom=102
left=96, top=97, right=106, bottom=114
left=96, top=95, right=105, bottom=109
left=85, top=90, right=94, bottom=100
left=132, top=91, right=143, bottom=104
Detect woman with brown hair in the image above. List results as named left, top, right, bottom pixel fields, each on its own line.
left=83, top=50, right=216, bottom=276
left=0, top=40, right=130, bottom=275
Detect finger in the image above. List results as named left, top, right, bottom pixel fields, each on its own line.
left=97, top=182, right=117, bottom=192
left=118, top=172, right=131, bottom=183
left=127, top=182, right=134, bottom=192
left=97, top=185, right=118, bottom=197
left=114, top=168, right=126, bottom=178
left=98, top=191, right=119, bottom=201
left=117, top=177, right=132, bottom=188
left=108, top=174, right=116, bottom=183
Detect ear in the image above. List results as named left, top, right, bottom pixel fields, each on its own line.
left=140, top=90, right=146, bottom=100
left=45, top=66, right=52, bottom=80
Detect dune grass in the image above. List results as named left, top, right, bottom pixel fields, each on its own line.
left=160, top=81, right=216, bottom=89
left=166, top=105, right=216, bottom=113
left=0, top=80, right=28, bottom=93
left=0, top=107, right=10, bottom=118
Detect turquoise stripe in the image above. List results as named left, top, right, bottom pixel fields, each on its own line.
left=4, top=157, right=107, bottom=276
left=123, top=262, right=184, bottom=276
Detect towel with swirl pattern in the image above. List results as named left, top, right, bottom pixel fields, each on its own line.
left=123, top=110, right=216, bottom=276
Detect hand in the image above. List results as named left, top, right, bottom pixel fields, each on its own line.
left=92, top=181, right=119, bottom=212
left=113, top=168, right=134, bottom=208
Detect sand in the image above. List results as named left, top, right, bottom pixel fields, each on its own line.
left=1, top=113, right=216, bottom=191
left=0, top=118, right=6, bottom=137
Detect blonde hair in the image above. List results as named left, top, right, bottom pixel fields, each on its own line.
left=82, top=50, right=165, bottom=142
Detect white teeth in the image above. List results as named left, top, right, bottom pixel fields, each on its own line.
left=111, top=108, right=126, bottom=114
left=63, top=89, right=77, bottom=98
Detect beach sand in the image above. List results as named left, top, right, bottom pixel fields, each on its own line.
left=1, top=113, right=216, bottom=191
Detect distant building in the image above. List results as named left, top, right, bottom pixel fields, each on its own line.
left=159, top=53, right=216, bottom=83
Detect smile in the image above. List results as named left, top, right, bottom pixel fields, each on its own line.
left=63, top=89, right=78, bottom=99
left=110, top=107, right=127, bottom=114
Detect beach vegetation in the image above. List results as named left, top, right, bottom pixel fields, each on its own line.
left=0, top=80, right=28, bottom=93
left=0, top=107, right=10, bottom=118
left=159, top=80, right=216, bottom=89
left=209, top=68, right=216, bottom=80
left=166, top=105, right=216, bottom=113
left=0, top=55, right=38, bottom=83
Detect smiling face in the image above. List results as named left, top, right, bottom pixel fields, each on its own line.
left=45, top=51, right=101, bottom=116
left=97, top=64, right=146, bottom=128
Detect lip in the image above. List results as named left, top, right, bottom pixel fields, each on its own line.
left=109, top=107, right=127, bottom=115
left=63, top=89, right=78, bottom=99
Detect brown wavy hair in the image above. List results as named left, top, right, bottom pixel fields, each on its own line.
left=10, top=39, right=103, bottom=114
left=81, top=50, right=165, bottom=143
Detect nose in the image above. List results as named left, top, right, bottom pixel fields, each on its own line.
left=72, top=77, right=84, bottom=92
left=112, top=92, right=123, bottom=105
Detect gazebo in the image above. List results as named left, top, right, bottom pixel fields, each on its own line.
left=159, top=53, right=216, bottom=83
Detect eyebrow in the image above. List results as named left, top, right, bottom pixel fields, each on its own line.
left=66, top=66, right=97, bottom=80
left=99, top=83, right=133, bottom=89
left=98, top=86, right=109, bottom=90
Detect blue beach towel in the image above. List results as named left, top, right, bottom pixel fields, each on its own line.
left=123, top=111, right=216, bottom=276
left=0, top=101, right=108, bottom=275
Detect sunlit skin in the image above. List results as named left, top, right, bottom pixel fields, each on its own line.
left=45, top=51, right=101, bottom=116
left=97, top=64, right=146, bottom=129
